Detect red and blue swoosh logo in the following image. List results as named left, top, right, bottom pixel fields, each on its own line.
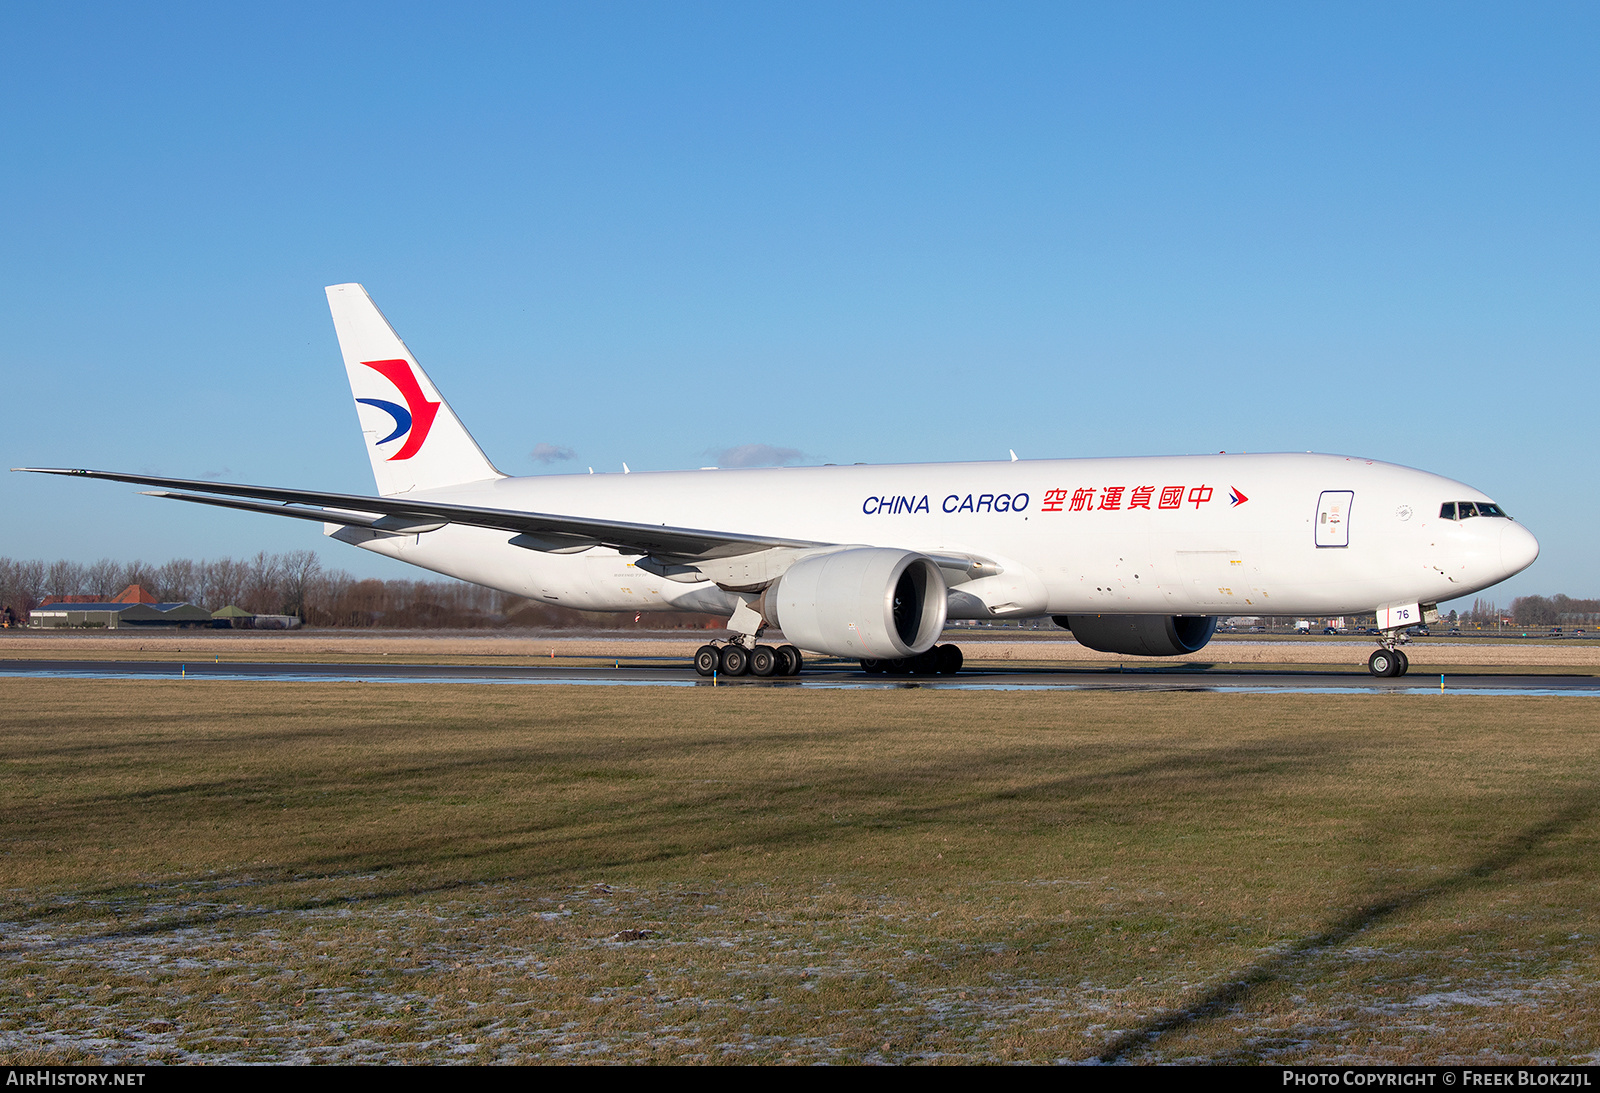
left=356, top=359, right=439, bottom=461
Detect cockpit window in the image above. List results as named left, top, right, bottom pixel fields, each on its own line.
left=1441, top=500, right=1509, bottom=520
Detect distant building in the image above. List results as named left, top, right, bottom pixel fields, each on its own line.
left=39, top=583, right=158, bottom=606
left=210, top=605, right=302, bottom=630
left=29, top=584, right=212, bottom=629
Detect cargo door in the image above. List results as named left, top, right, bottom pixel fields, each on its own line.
left=1315, top=491, right=1354, bottom=548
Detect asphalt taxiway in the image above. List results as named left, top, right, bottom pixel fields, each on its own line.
left=4, top=658, right=1597, bottom=695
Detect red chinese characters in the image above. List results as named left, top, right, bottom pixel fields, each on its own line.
left=1040, top=483, right=1216, bottom=513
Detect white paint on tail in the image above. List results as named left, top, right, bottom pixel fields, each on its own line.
left=325, top=283, right=502, bottom=496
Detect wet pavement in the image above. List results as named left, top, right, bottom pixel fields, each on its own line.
left=4, top=658, right=1597, bottom=696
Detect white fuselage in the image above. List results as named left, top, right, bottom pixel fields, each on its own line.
left=335, top=452, right=1538, bottom=620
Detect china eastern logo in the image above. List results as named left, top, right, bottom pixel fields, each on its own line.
left=355, top=359, right=440, bottom=461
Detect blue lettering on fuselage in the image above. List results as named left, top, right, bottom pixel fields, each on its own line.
left=873, top=492, right=1031, bottom=515
left=863, top=495, right=933, bottom=515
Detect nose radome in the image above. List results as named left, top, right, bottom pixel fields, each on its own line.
left=1500, top=521, right=1540, bottom=577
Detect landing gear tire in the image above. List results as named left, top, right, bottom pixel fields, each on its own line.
left=694, top=645, right=720, bottom=677
left=749, top=645, right=778, bottom=677
left=860, top=658, right=883, bottom=675
left=776, top=645, right=803, bottom=676
left=936, top=644, right=964, bottom=675
left=911, top=649, right=941, bottom=675
left=885, top=658, right=911, bottom=676
left=719, top=645, right=750, bottom=676
left=1395, top=650, right=1409, bottom=676
left=1368, top=649, right=1400, bottom=678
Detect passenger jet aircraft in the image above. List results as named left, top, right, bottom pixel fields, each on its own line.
left=19, top=284, right=1539, bottom=678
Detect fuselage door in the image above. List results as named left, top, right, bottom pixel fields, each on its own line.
left=1315, top=490, right=1354, bottom=548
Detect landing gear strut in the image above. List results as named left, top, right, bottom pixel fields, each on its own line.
left=860, top=644, right=964, bottom=676
left=692, top=595, right=804, bottom=679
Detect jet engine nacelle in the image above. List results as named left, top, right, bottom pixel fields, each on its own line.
left=765, top=548, right=948, bottom=659
left=1053, top=613, right=1218, bottom=657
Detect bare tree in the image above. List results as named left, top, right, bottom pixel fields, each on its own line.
left=279, top=550, right=321, bottom=621
left=1512, top=596, right=1557, bottom=626
left=85, top=558, right=123, bottom=598
left=119, top=559, right=159, bottom=596
left=0, top=559, right=47, bottom=615
left=155, top=558, right=198, bottom=604
left=241, top=552, right=285, bottom=614
left=202, top=557, right=249, bottom=610
left=44, top=560, right=86, bottom=599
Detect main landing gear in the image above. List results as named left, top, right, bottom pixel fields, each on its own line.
left=860, top=644, right=964, bottom=677
left=1367, top=644, right=1410, bottom=678
left=693, top=640, right=803, bottom=678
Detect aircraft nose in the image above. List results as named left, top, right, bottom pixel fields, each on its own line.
left=1500, top=521, right=1540, bottom=577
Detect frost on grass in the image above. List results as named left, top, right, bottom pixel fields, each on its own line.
left=4, top=684, right=1597, bottom=1064
left=2, top=877, right=1596, bottom=1065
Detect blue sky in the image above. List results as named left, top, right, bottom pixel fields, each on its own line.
left=3, top=3, right=1595, bottom=604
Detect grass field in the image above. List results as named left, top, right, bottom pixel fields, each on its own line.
left=2, top=680, right=1598, bottom=1064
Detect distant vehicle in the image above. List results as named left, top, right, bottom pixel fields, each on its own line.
left=1414, top=626, right=1430, bottom=637
left=1449, top=627, right=1461, bottom=636
left=1324, top=626, right=1339, bottom=634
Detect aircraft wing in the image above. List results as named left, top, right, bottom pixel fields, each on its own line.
left=13, top=467, right=826, bottom=561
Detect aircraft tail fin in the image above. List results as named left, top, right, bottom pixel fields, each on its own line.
left=325, top=283, right=504, bottom=496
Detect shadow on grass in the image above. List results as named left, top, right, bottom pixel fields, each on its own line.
left=4, top=725, right=1352, bottom=943
left=1092, top=786, right=1600, bottom=1063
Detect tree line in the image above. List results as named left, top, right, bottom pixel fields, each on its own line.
left=0, top=553, right=722, bottom=630
left=1505, top=594, right=1600, bottom=627
left=4, top=552, right=1591, bottom=631
left=1419, top=597, right=1597, bottom=628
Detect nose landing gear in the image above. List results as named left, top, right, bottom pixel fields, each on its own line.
left=1366, top=604, right=1433, bottom=677
left=1368, top=647, right=1409, bottom=678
